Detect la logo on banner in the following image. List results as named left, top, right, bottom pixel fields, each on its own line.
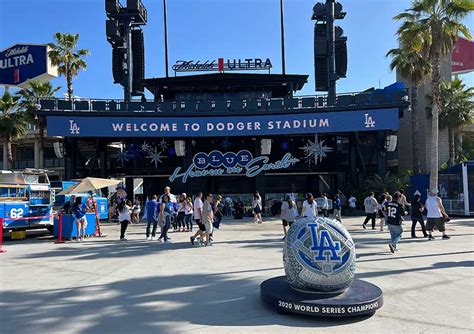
left=364, top=113, right=375, bottom=128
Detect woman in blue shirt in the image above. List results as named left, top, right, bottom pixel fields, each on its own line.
left=158, top=195, right=173, bottom=243
left=71, top=197, right=87, bottom=242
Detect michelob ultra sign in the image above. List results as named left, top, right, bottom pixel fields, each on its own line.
left=0, top=44, right=57, bottom=87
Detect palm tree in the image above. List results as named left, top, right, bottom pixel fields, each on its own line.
left=394, top=0, right=473, bottom=191
left=439, top=78, right=474, bottom=165
left=48, top=32, right=89, bottom=100
left=0, top=91, right=29, bottom=169
left=387, top=47, right=431, bottom=174
left=16, top=80, right=61, bottom=168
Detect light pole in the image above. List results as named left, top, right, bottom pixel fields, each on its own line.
left=280, top=0, right=286, bottom=75
left=163, top=0, right=169, bottom=77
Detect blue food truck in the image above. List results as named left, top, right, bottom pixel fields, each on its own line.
left=0, top=169, right=55, bottom=232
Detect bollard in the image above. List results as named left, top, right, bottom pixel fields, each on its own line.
left=0, top=218, right=6, bottom=253
left=54, top=214, right=65, bottom=244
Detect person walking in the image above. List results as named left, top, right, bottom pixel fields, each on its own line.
left=213, top=195, right=223, bottom=230
left=202, top=193, right=214, bottom=246
left=184, top=196, right=193, bottom=232
left=176, top=194, right=187, bottom=232
left=190, top=192, right=205, bottom=245
left=252, top=191, right=263, bottom=224
left=410, top=194, right=428, bottom=238
left=224, top=197, right=233, bottom=217
left=333, top=194, right=342, bottom=223
left=378, top=193, right=387, bottom=232
left=131, top=195, right=141, bottom=223
left=425, top=189, right=451, bottom=240
left=386, top=192, right=405, bottom=253
left=381, top=194, right=392, bottom=231
left=71, top=197, right=87, bottom=242
left=348, top=195, right=357, bottom=215
left=362, top=192, right=378, bottom=230
left=321, top=193, right=329, bottom=218
left=86, top=193, right=102, bottom=237
left=400, top=189, right=410, bottom=213
left=145, top=195, right=159, bottom=240
left=158, top=195, right=173, bottom=243
left=281, top=195, right=297, bottom=239
left=338, top=189, right=347, bottom=216
left=302, top=193, right=318, bottom=219
left=117, top=200, right=132, bottom=241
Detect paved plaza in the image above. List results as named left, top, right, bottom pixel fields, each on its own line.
left=0, top=216, right=473, bottom=333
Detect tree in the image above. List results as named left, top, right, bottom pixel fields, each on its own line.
left=394, top=0, right=473, bottom=191
left=439, top=78, right=474, bottom=165
left=48, top=32, right=89, bottom=100
left=386, top=47, right=431, bottom=173
left=0, top=91, right=29, bottom=169
left=16, top=80, right=61, bottom=169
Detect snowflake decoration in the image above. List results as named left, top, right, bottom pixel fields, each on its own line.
left=126, top=144, right=141, bottom=159
left=299, top=135, right=333, bottom=166
left=191, top=140, right=197, bottom=146
left=220, top=137, right=232, bottom=150
left=158, top=139, right=169, bottom=151
left=140, top=141, right=152, bottom=153
left=147, top=149, right=167, bottom=168
left=281, top=141, right=289, bottom=151
left=117, top=150, right=132, bottom=164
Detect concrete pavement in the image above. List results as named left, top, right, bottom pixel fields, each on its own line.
left=0, top=216, right=473, bottom=333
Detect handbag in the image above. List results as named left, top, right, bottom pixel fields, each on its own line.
left=155, top=212, right=165, bottom=228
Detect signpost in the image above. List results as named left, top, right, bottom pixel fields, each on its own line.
left=0, top=44, right=57, bottom=88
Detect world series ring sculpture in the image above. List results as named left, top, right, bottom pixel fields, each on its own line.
left=284, top=217, right=356, bottom=293
left=260, top=216, right=383, bottom=318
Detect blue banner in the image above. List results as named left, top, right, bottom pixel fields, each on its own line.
left=0, top=44, right=48, bottom=86
left=47, top=108, right=399, bottom=137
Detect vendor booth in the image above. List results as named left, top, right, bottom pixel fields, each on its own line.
left=53, top=213, right=96, bottom=239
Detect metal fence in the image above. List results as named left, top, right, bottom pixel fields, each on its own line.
left=442, top=199, right=465, bottom=215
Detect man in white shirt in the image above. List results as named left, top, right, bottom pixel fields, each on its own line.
left=159, top=186, right=177, bottom=203
left=347, top=195, right=356, bottom=215
left=426, top=189, right=450, bottom=240
left=190, top=192, right=204, bottom=245
left=321, top=193, right=329, bottom=218
left=362, top=192, right=378, bottom=230
left=348, top=195, right=356, bottom=208
left=302, top=193, right=318, bottom=219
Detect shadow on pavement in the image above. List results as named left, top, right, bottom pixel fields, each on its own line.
left=0, top=270, right=373, bottom=333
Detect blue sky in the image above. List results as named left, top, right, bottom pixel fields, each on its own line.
left=0, top=0, right=473, bottom=99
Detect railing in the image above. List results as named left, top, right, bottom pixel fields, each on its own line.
left=442, top=199, right=465, bottom=216
left=39, top=89, right=409, bottom=113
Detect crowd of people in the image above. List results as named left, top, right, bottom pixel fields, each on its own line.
left=112, top=187, right=229, bottom=246
left=67, top=185, right=452, bottom=255
left=361, top=188, right=451, bottom=254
